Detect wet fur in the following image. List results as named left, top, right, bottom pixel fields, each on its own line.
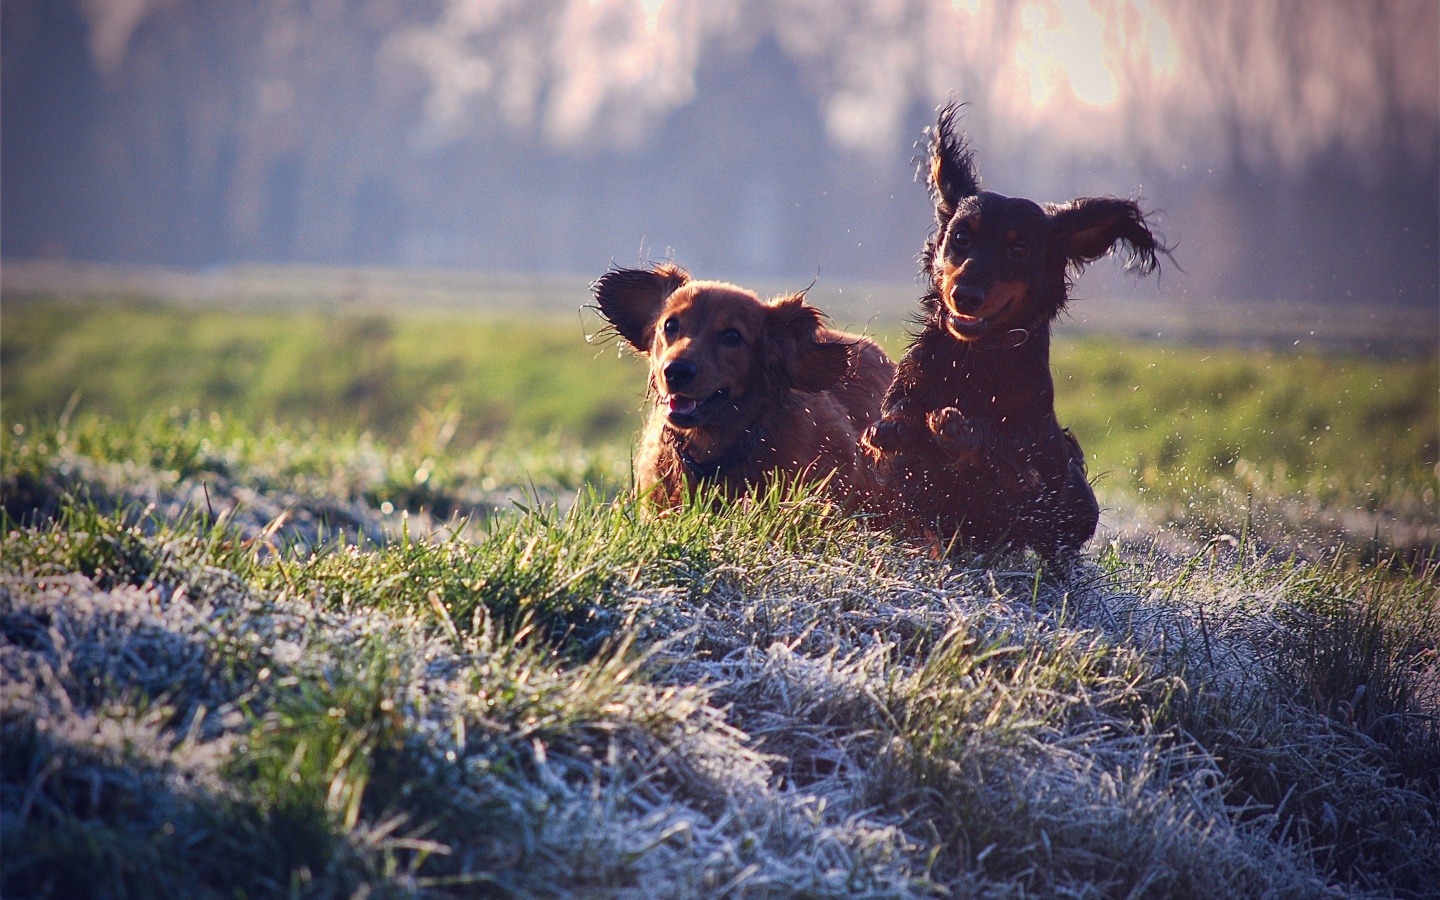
left=863, top=104, right=1167, bottom=561
left=594, top=263, right=895, bottom=508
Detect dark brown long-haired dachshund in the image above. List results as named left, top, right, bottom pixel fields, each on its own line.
left=862, top=104, right=1166, bottom=562
left=594, top=263, right=895, bottom=508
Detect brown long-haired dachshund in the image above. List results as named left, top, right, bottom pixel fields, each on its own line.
left=594, top=263, right=895, bottom=508
left=863, top=104, right=1166, bottom=562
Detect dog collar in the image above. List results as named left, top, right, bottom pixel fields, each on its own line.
left=674, top=427, right=765, bottom=480
left=974, top=328, right=1030, bottom=350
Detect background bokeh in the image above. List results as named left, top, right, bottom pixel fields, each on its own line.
left=3, top=0, right=1437, bottom=309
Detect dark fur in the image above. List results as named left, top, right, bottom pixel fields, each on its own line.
left=594, top=263, right=895, bottom=508
left=863, top=103, right=1167, bottom=561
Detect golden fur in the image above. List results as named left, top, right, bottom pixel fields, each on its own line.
left=593, top=263, right=894, bottom=508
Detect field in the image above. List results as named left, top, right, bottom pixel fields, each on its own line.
left=3, top=265, right=1439, bottom=897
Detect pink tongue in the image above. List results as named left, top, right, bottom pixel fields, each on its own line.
left=667, top=396, right=698, bottom=415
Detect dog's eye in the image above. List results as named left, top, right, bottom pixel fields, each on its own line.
left=951, top=231, right=972, bottom=251
left=718, top=328, right=743, bottom=346
left=663, top=316, right=679, bottom=337
left=1008, top=242, right=1029, bottom=260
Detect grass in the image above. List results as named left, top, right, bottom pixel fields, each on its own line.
left=4, top=411, right=1439, bottom=898
left=1, top=295, right=645, bottom=444
left=3, top=282, right=1439, bottom=896
left=1052, top=339, right=1438, bottom=563
left=5, top=292, right=1435, bottom=559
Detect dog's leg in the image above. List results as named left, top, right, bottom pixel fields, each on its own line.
left=927, top=406, right=1001, bottom=463
left=1060, top=460, right=1100, bottom=546
left=1033, top=460, right=1099, bottom=567
left=1054, top=428, right=1098, bottom=552
left=1060, top=427, right=1087, bottom=473
left=861, top=412, right=925, bottom=454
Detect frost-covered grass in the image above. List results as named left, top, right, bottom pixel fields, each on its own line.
left=1, top=411, right=630, bottom=551
left=3, top=415, right=1438, bottom=898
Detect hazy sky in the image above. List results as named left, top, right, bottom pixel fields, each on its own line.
left=389, top=0, right=1436, bottom=172
left=5, top=0, right=1437, bottom=306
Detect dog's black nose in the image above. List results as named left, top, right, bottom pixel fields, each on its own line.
left=663, top=359, right=697, bottom=391
left=951, top=285, right=985, bottom=314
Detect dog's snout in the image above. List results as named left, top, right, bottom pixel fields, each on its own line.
left=951, top=285, right=985, bottom=314
left=663, top=359, right=697, bottom=392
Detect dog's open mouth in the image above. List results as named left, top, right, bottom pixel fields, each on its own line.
left=944, top=309, right=991, bottom=339
left=664, top=389, right=728, bottom=426
left=943, top=301, right=1011, bottom=340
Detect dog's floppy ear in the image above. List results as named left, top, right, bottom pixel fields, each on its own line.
left=928, top=102, right=981, bottom=227
left=1047, top=197, right=1164, bottom=276
left=591, top=263, right=690, bottom=352
left=766, top=292, right=851, bottom=393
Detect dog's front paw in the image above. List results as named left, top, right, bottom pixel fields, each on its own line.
left=861, top=416, right=911, bottom=454
left=927, top=407, right=981, bottom=456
